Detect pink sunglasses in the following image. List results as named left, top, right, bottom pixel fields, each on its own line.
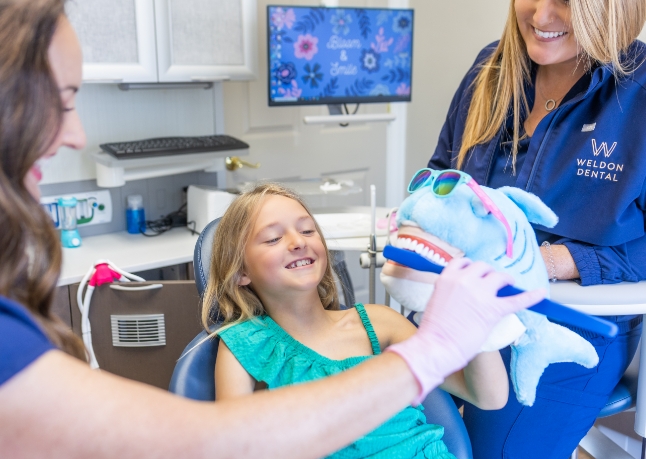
left=408, top=168, right=513, bottom=258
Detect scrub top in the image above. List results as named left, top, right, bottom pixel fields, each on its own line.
left=0, top=295, right=54, bottom=386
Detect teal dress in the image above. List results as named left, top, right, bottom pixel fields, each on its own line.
left=218, top=304, right=456, bottom=459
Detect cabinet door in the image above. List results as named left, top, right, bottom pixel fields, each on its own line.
left=69, top=281, right=203, bottom=389
left=154, top=0, right=258, bottom=82
left=66, top=0, right=158, bottom=83
left=51, top=286, right=72, bottom=329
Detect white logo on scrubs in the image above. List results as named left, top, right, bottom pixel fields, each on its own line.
left=575, top=139, right=623, bottom=182
left=591, top=139, right=617, bottom=158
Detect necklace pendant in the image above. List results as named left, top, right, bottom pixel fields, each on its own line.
left=545, top=99, right=557, bottom=111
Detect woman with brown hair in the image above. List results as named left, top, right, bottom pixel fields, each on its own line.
left=428, top=0, right=646, bottom=456
left=0, top=0, right=543, bottom=457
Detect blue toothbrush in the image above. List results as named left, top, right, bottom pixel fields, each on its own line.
left=383, top=245, right=618, bottom=338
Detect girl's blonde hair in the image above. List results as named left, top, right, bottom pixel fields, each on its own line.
left=200, top=183, right=339, bottom=333
left=456, top=0, right=646, bottom=171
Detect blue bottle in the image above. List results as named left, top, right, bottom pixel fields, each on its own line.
left=126, top=194, right=146, bottom=234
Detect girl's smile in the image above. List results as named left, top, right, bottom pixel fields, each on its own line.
left=239, top=195, right=327, bottom=302
left=285, top=257, right=314, bottom=269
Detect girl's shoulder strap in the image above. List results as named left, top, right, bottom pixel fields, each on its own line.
left=354, top=304, right=381, bottom=355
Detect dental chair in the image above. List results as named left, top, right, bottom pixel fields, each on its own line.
left=169, top=218, right=473, bottom=459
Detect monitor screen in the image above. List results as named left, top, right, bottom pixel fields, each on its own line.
left=267, top=6, right=414, bottom=106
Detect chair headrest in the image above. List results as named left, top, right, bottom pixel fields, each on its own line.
left=193, top=218, right=221, bottom=298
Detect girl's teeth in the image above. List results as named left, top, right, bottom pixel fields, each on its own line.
left=534, top=27, right=565, bottom=39
left=290, top=259, right=312, bottom=268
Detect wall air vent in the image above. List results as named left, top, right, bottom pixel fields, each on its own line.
left=110, top=314, right=166, bottom=347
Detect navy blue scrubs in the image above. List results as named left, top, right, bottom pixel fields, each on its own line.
left=429, top=41, right=646, bottom=458
left=0, top=296, right=53, bottom=386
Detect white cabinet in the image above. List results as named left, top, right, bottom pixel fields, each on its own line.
left=155, top=0, right=257, bottom=82
left=67, top=0, right=257, bottom=83
left=67, top=0, right=158, bottom=83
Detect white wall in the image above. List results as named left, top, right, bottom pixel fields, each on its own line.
left=45, top=1, right=646, bottom=190
left=218, top=0, right=394, bottom=209
left=40, top=84, right=218, bottom=184
left=405, top=0, right=509, bottom=181
left=45, top=0, right=394, bottom=212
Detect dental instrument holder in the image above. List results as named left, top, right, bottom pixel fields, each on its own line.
left=368, top=185, right=377, bottom=304
left=58, top=197, right=81, bottom=248
left=382, top=245, right=618, bottom=338
left=369, top=233, right=377, bottom=304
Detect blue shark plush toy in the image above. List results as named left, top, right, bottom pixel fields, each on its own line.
left=380, top=181, right=599, bottom=406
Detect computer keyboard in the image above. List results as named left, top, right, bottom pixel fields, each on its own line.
left=99, top=135, right=249, bottom=160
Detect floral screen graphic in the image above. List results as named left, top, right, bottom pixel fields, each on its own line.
left=268, top=6, right=414, bottom=106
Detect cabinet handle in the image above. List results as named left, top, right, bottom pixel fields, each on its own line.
left=83, top=78, right=124, bottom=83
left=109, top=283, right=163, bottom=292
left=225, top=156, right=260, bottom=171
left=191, top=76, right=230, bottom=82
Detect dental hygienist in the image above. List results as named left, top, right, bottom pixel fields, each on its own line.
left=428, top=0, right=646, bottom=457
left=0, top=1, right=545, bottom=457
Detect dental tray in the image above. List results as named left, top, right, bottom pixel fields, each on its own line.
left=382, top=245, right=618, bottom=338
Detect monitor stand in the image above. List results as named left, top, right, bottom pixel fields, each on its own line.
left=328, top=104, right=349, bottom=126
left=302, top=105, right=396, bottom=125
left=327, top=104, right=344, bottom=116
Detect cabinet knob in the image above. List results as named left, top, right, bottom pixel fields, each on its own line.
left=225, top=156, right=260, bottom=171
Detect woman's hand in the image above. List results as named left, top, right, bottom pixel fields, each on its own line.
left=540, top=244, right=580, bottom=280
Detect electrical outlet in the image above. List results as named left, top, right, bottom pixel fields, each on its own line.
left=41, top=190, right=113, bottom=228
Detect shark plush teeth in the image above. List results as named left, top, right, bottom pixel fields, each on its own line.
left=381, top=182, right=599, bottom=406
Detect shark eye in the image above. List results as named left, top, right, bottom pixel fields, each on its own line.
left=471, top=195, right=491, bottom=218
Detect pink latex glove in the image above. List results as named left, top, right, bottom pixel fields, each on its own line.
left=386, top=258, right=546, bottom=404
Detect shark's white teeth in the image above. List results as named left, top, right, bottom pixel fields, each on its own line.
left=287, top=259, right=313, bottom=269
left=394, top=237, right=449, bottom=266
left=433, top=252, right=448, bottom=266
left=533, top=27, right=566, bottom=39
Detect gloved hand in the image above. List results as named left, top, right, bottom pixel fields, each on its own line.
left=386, top=258, right=546, bottom=404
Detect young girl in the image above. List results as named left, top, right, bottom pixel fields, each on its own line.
left=203, top=183, right=509, bottom=458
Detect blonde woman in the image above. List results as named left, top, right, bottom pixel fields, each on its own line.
left=428, top=0, right=646, bottom=456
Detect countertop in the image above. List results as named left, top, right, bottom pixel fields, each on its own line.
left=59, top=206, right=393, bottom=286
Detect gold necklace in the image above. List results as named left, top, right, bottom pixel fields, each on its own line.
left=536, top=79, right=568, bottom=112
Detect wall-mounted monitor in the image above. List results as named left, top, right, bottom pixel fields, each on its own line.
left=267, top=6, right=414, bottom=107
